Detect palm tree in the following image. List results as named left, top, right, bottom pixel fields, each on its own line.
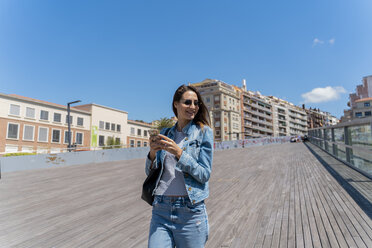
left=154, top=117, right=175, bottom=130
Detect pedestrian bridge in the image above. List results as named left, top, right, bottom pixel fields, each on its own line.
left=0, top=142, right=371, bottom=247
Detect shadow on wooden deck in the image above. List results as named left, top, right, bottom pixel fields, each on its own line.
left=304, top=142, right=372, bottom=219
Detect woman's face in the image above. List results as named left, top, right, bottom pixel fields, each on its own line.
left=174, top=90, right=199, bottom=122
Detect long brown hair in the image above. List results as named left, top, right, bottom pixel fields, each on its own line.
left=172, top=85, right=210, bottom=128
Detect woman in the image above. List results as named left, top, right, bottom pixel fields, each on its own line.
left=145, top=85, right=213, bottom=248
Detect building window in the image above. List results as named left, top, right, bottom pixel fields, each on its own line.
left=215, top=121, right=221, bottom=127
left=105, top=122, right=110, bottom=130
left=77, top=117, right=84, bottom=126
left=137, top=129, right=142, bottom=136
left=115, top=138, right=120, bottom=144
left=23, top=125, right=35, bottom=141
left=40, top=110, right=49, bottom=121
left=144, top=130, right=148, bottom=137
left=5, top=145, right=18, bottom=153
left=117, top=124, right=121, bottom=132
left=76, top=132, right=83, bottom=145
left=54, top=113, right=62, bottom=122
left=206, top=97, right=210, bottom=103
left=9, top=104, right=20, bottom=116
left=137, top=141, right=141, bottom=147
left=99, top=135, right=105, bottom=146
left=26, top=107, right=35, bottom=118
left=38, top=127, right=49, bottom=142
left=65, top=115, right=73, bottom=124
left=355, top=112, right=362, bottom=117
left=130, top=140, right=135, bottom=147
left=131, top=127, right=135, bottom=135
left=365, top=111, right=371, bottom=117
left=111, top=123, right=115, bottom=131
left=7, top=123, right=19, bottom=139
left=22, top=146, right=33, bottom=153
left=64, top=131, right=73, bottom=144
left=364, top=102, right=371, bottom=107
left=144, top=141, right=148, bottom=147
left=52, top=129, right=61, bottom=143
left=99, top=121, right=104, bottom=129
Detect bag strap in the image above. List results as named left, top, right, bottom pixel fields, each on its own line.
left=155, top=127, right=171, bottom=168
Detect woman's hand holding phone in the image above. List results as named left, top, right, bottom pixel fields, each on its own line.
left=149, top=129, right=162, bottom=161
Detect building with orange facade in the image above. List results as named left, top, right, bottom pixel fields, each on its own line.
left=0, top=93, right=91, bottom=154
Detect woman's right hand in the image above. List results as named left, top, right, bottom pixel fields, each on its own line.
left=149, top=135, right=162, bottom=161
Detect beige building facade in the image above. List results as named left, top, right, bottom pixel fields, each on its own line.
left=127, top=120, right=153, bottom=147
left=74, top=104, right=128, bottom=148
left=192, top=79, right=241, bottom=141
left=351, top=97, right=372, bottom=119
left=1, top=93, right=91, bottom=154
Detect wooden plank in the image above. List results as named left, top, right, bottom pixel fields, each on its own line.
left=0, top=143, right=371, bottom=248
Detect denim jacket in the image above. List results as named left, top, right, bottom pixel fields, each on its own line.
left=145, top=120, right=213, bottom=205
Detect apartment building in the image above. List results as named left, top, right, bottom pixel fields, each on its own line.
left=350, top=98, right=372, bottom=119
left=270, top=97, right=289, bottom=137
left=268, top=96, right=308, bottom=137
left=127, top=120, right=153, bottom=147
left=0, top=93, right=91, bottom=154
left=241, top=90, right=274, bottom=138
left=192, top=79, right=241, bottom=141
left=349, top=75, right=372, bottom=108
left=305, top=108, right=339, bottom=128
left=342, top=75, right=372, bottom=122
left=287, top=105, right=308, bottom=136
left=74, top=104, right=128, bottom=148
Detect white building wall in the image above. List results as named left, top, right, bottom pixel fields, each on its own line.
left=90, top=105, right=128, bottom=147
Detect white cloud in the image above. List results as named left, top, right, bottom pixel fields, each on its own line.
left=313, top=38, right=324, bottom=46
left=329, top=38, right=335, bottom=45
left=301, top=86, right=346, bottom=103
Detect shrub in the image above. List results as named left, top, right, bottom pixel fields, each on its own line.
left=3, top=152, right=37, bottom=157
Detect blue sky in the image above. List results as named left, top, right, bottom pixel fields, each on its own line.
left=1, top=0, right=371, bottom=121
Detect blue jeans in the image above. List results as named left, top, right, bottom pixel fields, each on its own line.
left=148, top=195, right=209, bottom=248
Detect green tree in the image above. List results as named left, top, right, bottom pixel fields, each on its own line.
left=154, top=117, right=175, bottom=130
left=104, top=136, right=121, bottom=149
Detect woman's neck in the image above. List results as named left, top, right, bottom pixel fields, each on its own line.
left=177, top=119, right=191, bottom=132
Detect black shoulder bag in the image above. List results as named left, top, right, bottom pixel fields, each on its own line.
left=141, top=128, right=170, bottom=206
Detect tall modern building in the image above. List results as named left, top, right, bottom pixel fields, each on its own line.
left=192, top=79, right=241, bottom=142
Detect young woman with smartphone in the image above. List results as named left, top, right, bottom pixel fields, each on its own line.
left=145, top=85, right=213, bottom=248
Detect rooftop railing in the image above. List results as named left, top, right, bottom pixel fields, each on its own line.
left=308, top=117, right=372, bottom=178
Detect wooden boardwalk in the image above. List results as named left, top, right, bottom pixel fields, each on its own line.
left=0, top=143, right=371, bottom=247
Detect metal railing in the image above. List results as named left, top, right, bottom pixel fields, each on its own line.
left=308, top=117, right=372, bottom=178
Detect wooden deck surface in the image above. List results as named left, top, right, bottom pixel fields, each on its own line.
left=0, top=143, right=371, bottom=247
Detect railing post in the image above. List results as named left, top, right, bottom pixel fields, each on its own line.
left=344, top=126, right=352, bottom=163
left=332, top=128, right=337, bottom=156
left=323, top=129, right=328, bottom=151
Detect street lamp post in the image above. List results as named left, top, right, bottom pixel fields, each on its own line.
left=67, top=100, right=81, bottom=152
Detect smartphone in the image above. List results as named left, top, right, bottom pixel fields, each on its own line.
left=148, top=129, right=160, bottom=137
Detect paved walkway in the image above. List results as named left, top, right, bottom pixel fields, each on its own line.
left=0, top=143, right=371, bottom=247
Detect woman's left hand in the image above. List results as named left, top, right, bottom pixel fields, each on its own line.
left=157, top=134, right=183, bottom=159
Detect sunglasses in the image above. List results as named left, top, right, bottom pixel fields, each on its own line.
left=182, top=99, right=201, bottom=106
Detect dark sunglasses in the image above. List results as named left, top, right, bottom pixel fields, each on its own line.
left=182, top=99, right=201, bottom=106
